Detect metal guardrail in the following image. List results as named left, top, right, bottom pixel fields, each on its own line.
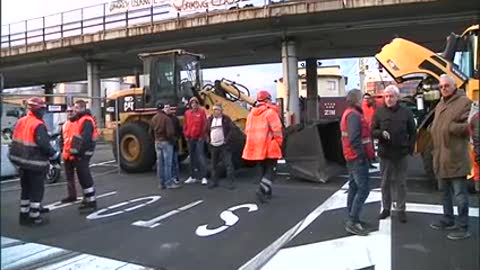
left=1, top=0, right=301, bottom=50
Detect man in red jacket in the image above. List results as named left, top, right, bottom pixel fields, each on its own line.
left=183, top=97, right=208, bottom=185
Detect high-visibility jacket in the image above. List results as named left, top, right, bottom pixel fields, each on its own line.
left=9, top=112, right=49, bottom=170
left=242, top=103, right=283, bottom=160
left=62, top=114, right=98, bottom=161
left=361, top=100, right=376, bottom=128
left=340, top=107, right=375, bottom=162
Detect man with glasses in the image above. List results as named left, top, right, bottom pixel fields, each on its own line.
left=429, top=74, right=472, bottom=240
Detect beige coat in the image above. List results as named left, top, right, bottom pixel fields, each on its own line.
left=430, top=90, right=472, bottom=179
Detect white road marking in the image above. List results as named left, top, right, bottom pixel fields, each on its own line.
left=132, top=200, right=203, bottom=229
left=89, top=160, right=117, bottom=167
left=0, top=236, right=153, bottom=270
left=87, top=196, right=160, bottom=220
left=44, top=191, right=117, bottom=211
left=405, top=202, right=479, bottom=217
left=0, top=178, right=20, bottom=184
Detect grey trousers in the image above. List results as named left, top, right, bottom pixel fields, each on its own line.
left=380, top=156, right=408, bottom=211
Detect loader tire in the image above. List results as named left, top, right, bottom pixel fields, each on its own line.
left=114, top=122, right=155, bottom=173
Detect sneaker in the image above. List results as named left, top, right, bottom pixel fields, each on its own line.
left=201, top=178, right=208, bottom=185
left=429, top=220, right=457, bottom=231
left=398, top=211, right=407, bottom=223
left=378, top=209, right=390, bottom=220
left=447, top=229, right=471, bottom=240
left=39, top=206, right=50, bottom=214
left=78, top=201, right=97, bottom=213
left=173, top=178, right=180, bottom=184
left=184, top=177, right=197, bottom=184
left=19, top=213, right=30, bottom=226
left=345, top=221, right=369, bottom=236
left=166, top=183, right=182, bottom=189
left=61, top=197, right=77, bottom=203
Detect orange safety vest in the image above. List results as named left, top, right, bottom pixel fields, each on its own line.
left=9, top=112, right=49, bottom=170
left=62, top=114, right=98, bottom=160
left=242, top=103, right=283, bottom=161
left=340, top=107, right=375, bottom=162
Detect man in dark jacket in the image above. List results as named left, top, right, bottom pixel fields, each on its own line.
left=205, top=104, right=236, bottom=189
left=151, top=103, right=180, bottom=189
left=372, top=85, right=416, bottom=223
left=9, top=97, right=57, bottom=226
left=166, top=105, right=182, bottom=184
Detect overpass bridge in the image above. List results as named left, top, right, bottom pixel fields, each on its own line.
left=1, top=0, right=478, bottom=122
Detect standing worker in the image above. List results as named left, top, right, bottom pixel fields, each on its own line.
left=206, top=103, right=236, bottom=190
left=166, top=105, right=182, bottom=184
left=150, top=103, right=179, bottom=189
left=429, top=74, right=472, bottom=240
left=183, top=97, right=209, bottom=185
left=242, top=90, right=283, bottom=203
left=62, top=100, right=98, bottom=213
left=468, top=91, right=479, bottom=193
left=340, top=89, right=375, bottom=236
left=60, top=106, right=78, bottom=203
left=9, top=97, right=57, bottom=226
left=372, top=85, right=416, bottom=223
left=362, top=93, right=377, bottom=128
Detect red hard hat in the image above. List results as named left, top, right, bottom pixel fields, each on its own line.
left=257, top=90, right=272, bottom=102
left=26, top=97, right=46, bottom=111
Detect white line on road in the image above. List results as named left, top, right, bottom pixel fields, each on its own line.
left=44, top=191, right=117, bottom=211
left=132, top=200, right=204, bottom=228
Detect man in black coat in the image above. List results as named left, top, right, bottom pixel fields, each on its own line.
left=372, top=85, right=416, bottom=223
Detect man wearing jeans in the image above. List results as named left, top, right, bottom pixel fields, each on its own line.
left=429, top=74, right=472, bottom=240
left=150, top=103, right=180, bottom=189
left=183, top=97, right=208, bottom=185
left=372, top=85, right=416, bottom=223
left=340, top=89, right=376, bottom=236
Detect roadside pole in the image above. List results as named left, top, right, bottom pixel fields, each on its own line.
left=115, top=97, right=121, bottom=175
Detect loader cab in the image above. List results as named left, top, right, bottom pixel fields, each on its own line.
left=139, top=50, right=203, bottom=110
left=452, top=25, right=479, bottom=100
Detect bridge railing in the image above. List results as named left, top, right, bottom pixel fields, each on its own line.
left=1, top=0, right=310, bottom=50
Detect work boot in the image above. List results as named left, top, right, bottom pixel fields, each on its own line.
left=429, top=220, right=457, bottom=231
left=256, top=190, right=268, bottom=204
left=78, top=201, right=97, bottom=213
left=398, top=211, right=407, bottom=223
left=19, top=213, right=30, bottom=226
left=345, top=221, right=369, bottom=236
left=61, top=197, right=77, bottom=203
left=447, top=229, right=471, bottom=240
left=29, top=216, right=48, bottom=226
left=378, top=209, right=390, bottom=220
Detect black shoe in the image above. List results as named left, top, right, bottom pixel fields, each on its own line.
left=398, top=211, right=407, bottom=223
left=19, top=213, right=30, bottom=226
left=78, top=201, right=97, bottom=213
left=39, top=206, right=50, bottom=213
left=256, top=190, right=268, bottom=204
left=345, top=221, right=369, bottom=236
left=208, top=183, right=219, bottom=189
left=61, top=197, right=77, bottom=203
left=430, top=220, right=457, bottom=231
left=378, top=209, right=390, bottom=220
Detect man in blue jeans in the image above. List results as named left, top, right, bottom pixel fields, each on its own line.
left=429, top=74, right=472, bottom=240
left=150, top=103, right=180, bottom=189
left=340, top=89, right=376, bottom=236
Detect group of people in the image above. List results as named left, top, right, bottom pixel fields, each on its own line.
left=150, top=90, right=284, bottom=203
left=10, top=98, right=98, bottom=226
left=341, top=73, right=479, bottom=241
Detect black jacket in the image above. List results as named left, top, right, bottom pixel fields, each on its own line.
left=372, top=104, right=416, bottom=160
left=205, top=114, right=234, bottom=146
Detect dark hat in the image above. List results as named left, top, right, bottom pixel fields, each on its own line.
left=156, top=102, right=165, bottom=110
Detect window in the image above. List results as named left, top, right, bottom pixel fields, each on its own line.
left=327, top=80, right=337, bottom=92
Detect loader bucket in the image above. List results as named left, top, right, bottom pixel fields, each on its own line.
left=284, top=120, right=345, bottom=183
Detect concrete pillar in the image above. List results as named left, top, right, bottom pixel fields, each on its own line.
left=282, top=40, right=299, bottom=125
left=87, top=62, right=102, bottom=127
left=305, top=58, right=318, bottom=123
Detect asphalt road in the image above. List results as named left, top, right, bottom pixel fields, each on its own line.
left=1, top=145, right=479, bottom=270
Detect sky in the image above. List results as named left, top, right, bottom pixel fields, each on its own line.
left=1, top=0, right=371, bottom=94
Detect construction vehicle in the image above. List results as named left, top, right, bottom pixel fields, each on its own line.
left=101, top=50, right=257, bottom=172
left=375, top=24, right=479, bottom=188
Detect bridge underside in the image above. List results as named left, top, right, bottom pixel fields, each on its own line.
left=1, top=0, right=478, bottom=88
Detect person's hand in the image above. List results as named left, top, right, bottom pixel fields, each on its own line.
left=382, top=130, right=391, bottom=140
